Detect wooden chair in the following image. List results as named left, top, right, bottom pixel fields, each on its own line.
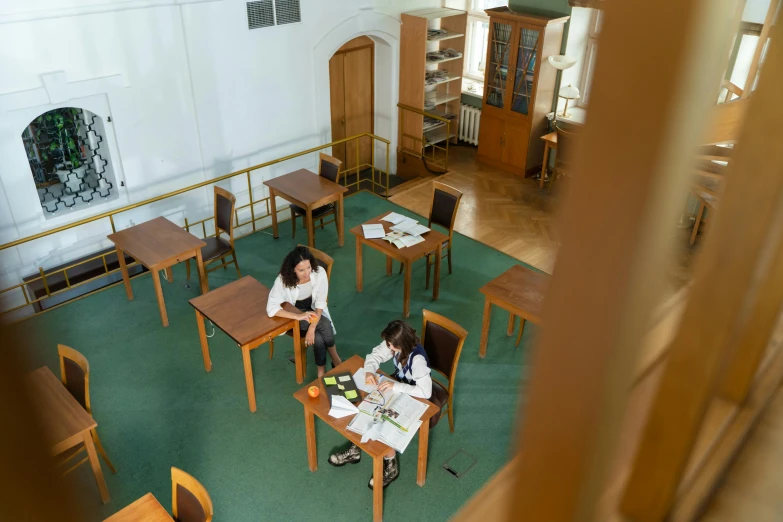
left=549, top=124, right=580, bottom=192
left=55, top=344, right=116, bottom=476
left=186, top=186, right=241, bottom=287
left=171, top=467, right=213, bottom=522
left=268, top=245, right=334, bottom=376
left=290, top=153, right=343, bottom=245
left=690, top=188, right=719, bottom=245
left=421, top=309, right=468, bottom=432
left=399, top=181, right=463, bottom=289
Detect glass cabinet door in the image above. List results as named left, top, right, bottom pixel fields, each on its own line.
left=511, top=27, right=540, bottom=115
left=485, top=21, right=513, bottom=109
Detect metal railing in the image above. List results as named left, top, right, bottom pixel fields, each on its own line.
left=397, top=103, right=452, bottom=172
left=0, top=132, right=391, bottom=320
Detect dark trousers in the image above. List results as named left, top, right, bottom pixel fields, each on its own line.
left=295, top=297, right=335, bottom=367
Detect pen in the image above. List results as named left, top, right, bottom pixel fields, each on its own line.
left=382, top=414, right=408, bottom=432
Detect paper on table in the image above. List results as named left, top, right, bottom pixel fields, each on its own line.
left=352, top=368, right=388, bottom=393
left=378, top=419, right=423, bottom=453
left=324, top=376, right=337, bottom=386
left=338, top=375, right=351, bottom=382
left=399, top=235, right=425, bottom=247
left=362, top=224, right=386, bottom=239
left=345, top=390, right=358, bottom=400
left=391, top=219, right=430, bottom=236
left=381, top=212, right=408, bottom=225
left=329, top=395, right=359, bottom=419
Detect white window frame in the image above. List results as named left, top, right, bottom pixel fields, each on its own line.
left=462, top=1, right=508, bottom=90
left=578, top=9, right=602, bottom=107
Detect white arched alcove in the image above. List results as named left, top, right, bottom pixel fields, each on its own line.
left=312, top=10, right=401, bottom=175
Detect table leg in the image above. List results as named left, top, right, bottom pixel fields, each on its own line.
left=82, top=430, right=110, bottom=504
left=356, top=239, right=363, bottom=292
left=403, top=261, right=411, bottom=317
left=195, top=310, right=211, bottom=372
left=270, top=188, right=279, bottom=239
left=507, top=313, right=515, bottom=336
left=479, top=295, right=492, bottom=358
left=516, top=318, right=526, bottom=347
left=417, top=419, right=430, bottom=486
left=540, top=143, right=551, bottom=189
left=241, top=344, right=256, bottom=412
left=196, top=249, right=208, bottom=294
left=151, top=269, right=169, bottom=327
left=337, top=193, right=345, bottom=247
left=165, top=266, right=173, bottom=283
left=304, top=408, right=317, bottom=472
left=293, top=323, right=303, bottom=384
left=386, top=256, right=392, bottom=276
left=116, top=247, right=133, bottom=300
left=433, top=247, right=441, bottom=301
left=373, top=456, right=383, bottom=522
left=306, top=207, right=315, bottom=248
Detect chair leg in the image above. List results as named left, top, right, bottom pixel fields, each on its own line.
left=448, top=400, right=454, bottom=432
left=301, top=341, right=308, bottom=378
left=233, top=252, right=242, bottom=278
left=515, top=319, right=526, bottom=347
left=320, top=217, right=325, bottom=230
left=291, top=208, right=297, bottom=238
left=447, top=244, right=452, bottom=274
left=92, top=430, right=116, bottom=474
left=425, top=255, right=431, bottom=290
left=269, top=339, right=275, bottom=360
left=185, top=259, right=191, bottom=281
left=398, top=262, right=403, bottom=275
left=691, top=203, right=705, bottom=245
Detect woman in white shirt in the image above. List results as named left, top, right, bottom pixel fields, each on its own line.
left=328, top=320, right=433, bottom=490
left=266, top=246, right=341, bottom=377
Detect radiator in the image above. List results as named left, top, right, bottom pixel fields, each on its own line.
left=459, top=104, right=481, bottom=146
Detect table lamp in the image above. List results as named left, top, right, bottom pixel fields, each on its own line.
left=547, top=55, right=578, bottom=121
left=558, top=84, right=580, bottom=118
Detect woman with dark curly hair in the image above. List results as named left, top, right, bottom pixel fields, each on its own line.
left=266, top=246, right=341, bottom=377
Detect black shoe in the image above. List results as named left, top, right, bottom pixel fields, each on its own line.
left=331, top=362, right=336, bottom=369
left=328, top=443, right=361, bottom=467
left=368, top=454, right=399, bottom=489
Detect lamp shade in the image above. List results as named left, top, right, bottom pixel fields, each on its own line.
left=548, top=55, right=577, bottom=70
left=559, top=84, right=580, bottom=100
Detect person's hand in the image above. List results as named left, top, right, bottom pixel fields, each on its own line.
left=305, top=328, right=315, bottom=347
left=365, top=373, right=378, bottom=386
left=298, top=311, right=316, bottom=323
left=378, top=381, right=394, bottom=393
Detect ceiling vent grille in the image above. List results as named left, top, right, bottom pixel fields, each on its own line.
left=246, top=0, right=301, bottom=30
left=247, top=0, right=274, bottom=29
left=275, top=0, right=301, bottom=25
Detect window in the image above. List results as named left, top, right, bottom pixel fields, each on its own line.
left=578, top=9, right=602, bottom=107
left=462, top=1, right=508, bottom=93
left=22, top=107, right=118, bottom=217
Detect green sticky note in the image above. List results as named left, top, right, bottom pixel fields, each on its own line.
left=345, top=390, right=358, bottom=400
left=324, top=377, right=337, bottom=386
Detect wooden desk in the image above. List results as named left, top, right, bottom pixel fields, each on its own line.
left=189, top=276, right=302, bottom=412
left=478, top=265, right=550, bottom=358
left=350, top=214, right=447, bottom=317
left=103, top=493, right=172, bottom=522
left=540, top=131, right=558, bottom=189
left=26, top=366, right=110, bottom=504
left=108, top=217, right=207, bottom=327
left=264, top=169, right=348, bottom=248
left=293, top=355, right=438, bottom=522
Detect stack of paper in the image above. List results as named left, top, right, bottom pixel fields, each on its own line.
left=328, top=395, right=359, bottom=419
left=391, top=218, right=430, bottom=236
left=381, top=212, right=408, bottom=225
left=346, top=387, right=429, bottom=453
left=362, top=223, right=386, bottom=239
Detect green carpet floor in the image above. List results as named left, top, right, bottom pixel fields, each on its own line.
left=14, top=191, right=536, bottom=521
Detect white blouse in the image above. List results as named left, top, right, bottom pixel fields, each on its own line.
left=363, top=341, right=432, bottom=399
left=266, top=267, right=335, bottom=334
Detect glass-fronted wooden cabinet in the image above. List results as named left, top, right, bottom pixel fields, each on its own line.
left=478, top=8, right=568, bottom=176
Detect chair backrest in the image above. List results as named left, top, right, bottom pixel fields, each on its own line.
left=171, top=467, right=213, bottom=522
left=318, top=153, right=342, bottom=184
left=555, top=124, right=580, bottom=170
left=421, top=310, right=468, bottom=388
left=57, top=344, right=90, bottom=413
left=213, top=186, right=236, bottom=245
left=428, top=182, right=462, bottom=236
left=298, top=244, right=334, bottom=281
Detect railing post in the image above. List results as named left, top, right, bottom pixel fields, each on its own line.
left=109, top=215, right=116, bottom=233
left=386, top=142, right=390, bottom=197
left=356, top=136, right=360, bottom=189
left=38, top=268, right=51, bottom=297
left=247, top=172, right=256, bottom=232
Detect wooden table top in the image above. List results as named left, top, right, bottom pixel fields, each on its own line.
left=189, top=276, right=297, bottom=346
left=103, top=493, right=173, bottom=522
left=541, top=131, right=558, bottom=145
left=479, top=265, right=550, bottom=323
left=107, top=217, right=205, bottom=269
left=263, top=169, right=348, bottom=206
left=349, top=213, right=449, bottom=262
left=26, top=366, right=96, bottom=455
left=293, top=355, right=438, bottom=460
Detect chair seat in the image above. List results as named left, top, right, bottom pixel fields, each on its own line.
left=425, top=239, right=450, bottom=256
left=201, top=236, right=232, bottom=262
left=290, top=203, right=335, bottom=218
left=429, top=381, right=449, bottom=428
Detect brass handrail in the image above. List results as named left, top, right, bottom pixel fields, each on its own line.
left=397, top=103, right=451, bottom=171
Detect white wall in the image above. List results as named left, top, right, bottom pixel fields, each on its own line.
left=0, top=0, right=441, bottom=317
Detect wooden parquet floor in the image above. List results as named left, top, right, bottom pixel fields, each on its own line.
left=391, top=146, right=561, bottom=274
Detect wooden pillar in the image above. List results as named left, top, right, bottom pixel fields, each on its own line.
left=742, top=0, right=780, bottom=96
left=620, top=18, right=783, bottom=522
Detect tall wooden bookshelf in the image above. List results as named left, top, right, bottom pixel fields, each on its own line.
left=398, top=7, right=467, bottom=179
